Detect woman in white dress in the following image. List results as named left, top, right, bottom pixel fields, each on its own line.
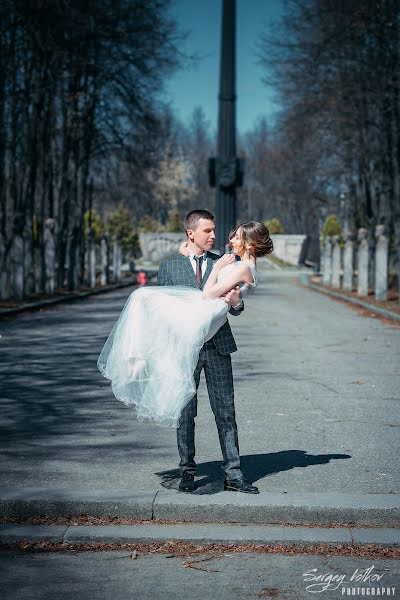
left=97, top=221, right=273, bottom=427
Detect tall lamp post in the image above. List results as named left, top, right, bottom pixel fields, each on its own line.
left=209, top=0, right=244, bottom=253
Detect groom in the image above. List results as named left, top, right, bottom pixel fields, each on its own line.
left=157, top=209, right=259, bottom=494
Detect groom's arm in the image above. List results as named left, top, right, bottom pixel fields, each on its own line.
left=157, top=260, right=172, bottom=286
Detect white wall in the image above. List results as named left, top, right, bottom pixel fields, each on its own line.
left=139, top=232, right=306, bottom=266
left=271, top=234, right=306, bottom=266
left=139, top=233, right=187, bottom=263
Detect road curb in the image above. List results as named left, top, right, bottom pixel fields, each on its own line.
left=153, top=489, right=400, bottom=527
left=299, top=274, right=400, bottom=322
left=1, top=488, right=399, bottom=527
left=0, top=273, right=157, bottom=318
left=0, top=523, right=399, bottom=549
left=0, top=489, right=156, bottom=521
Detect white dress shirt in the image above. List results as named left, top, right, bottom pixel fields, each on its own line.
left=189, top=251, right=208, bottom=278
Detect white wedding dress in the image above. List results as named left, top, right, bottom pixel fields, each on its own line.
left=97, top=262, right=259, bottom=427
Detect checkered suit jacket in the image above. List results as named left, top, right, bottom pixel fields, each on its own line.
left=157, top=252, right=243, bottom=355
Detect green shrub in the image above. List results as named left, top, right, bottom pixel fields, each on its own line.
left=137, top=215, right=161, bottom=233
left=84, top=209, right=104, bottom=241
left=322, top=215, right=342, bottom=239
left=166, top=210, right=184, bottom=233
left=265, top=218, right=284, bottom=234
left=105, top=205, right=134, bottom=242
left=104, top=205, right=140, bottom=254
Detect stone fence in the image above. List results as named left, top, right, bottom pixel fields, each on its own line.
left=321, top=226, right=390, bottom=301
left=35, top=231, right=185, bottom=295
left=139, top=232, right=307, bottom=266
left=139, top=233, right=187, bottom=263
left=270, top=234, right=306, bottom=266
left=10, top=229, right=307, bottom=300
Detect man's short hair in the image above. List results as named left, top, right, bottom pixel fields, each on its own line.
left=184, top=210, right=215, bottom=232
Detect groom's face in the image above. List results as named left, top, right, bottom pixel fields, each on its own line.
left=188, top=218, right=216, bottom=252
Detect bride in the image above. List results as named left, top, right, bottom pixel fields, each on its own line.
left=97, top=221, right=273, bottom=427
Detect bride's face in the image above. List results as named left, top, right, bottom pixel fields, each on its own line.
left=230, top=227, right=245, bottom=256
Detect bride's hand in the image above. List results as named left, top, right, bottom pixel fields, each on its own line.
left=179, top=241, right=190, bottom=256
left=214, top=253, right=235, bottom=271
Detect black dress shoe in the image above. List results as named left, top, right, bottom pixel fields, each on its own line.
left=224, top=477, right=259, bottom=494
left=178, top=472, right=195, bottom=493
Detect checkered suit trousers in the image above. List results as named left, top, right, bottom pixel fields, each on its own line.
left=157, top=253, right=243, bottom=479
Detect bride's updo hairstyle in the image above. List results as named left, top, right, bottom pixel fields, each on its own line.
left=230, top=221, right=274, bottom=257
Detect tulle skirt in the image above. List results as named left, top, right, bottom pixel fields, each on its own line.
left=97, top=286, right=229, bottom=427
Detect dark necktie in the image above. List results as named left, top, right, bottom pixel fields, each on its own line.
left=194, top=255, right=203, bottom=284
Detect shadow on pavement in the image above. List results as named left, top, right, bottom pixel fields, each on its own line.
left=155, top=450, right=351, bottom=495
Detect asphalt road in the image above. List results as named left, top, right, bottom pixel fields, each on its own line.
left=0, top=263, right=399, bottom=495
left=1, top=550, right=399, bottom=600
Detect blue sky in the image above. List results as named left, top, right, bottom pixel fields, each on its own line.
left=165, top=0, right=284, bottom=134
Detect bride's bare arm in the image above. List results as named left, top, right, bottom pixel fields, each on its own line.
left=202, top=254, right=234, bottom=292
left=202, top=258, right=253, bottom=300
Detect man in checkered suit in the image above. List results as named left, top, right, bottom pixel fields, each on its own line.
left=157, top=209, right=259, bottom=494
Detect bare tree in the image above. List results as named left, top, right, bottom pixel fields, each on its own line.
left=0, top=0, right=186, bottom=299
left=257, top=0, right=400, bottom=288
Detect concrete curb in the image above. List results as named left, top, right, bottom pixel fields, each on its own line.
left=153, top=490, right=400, bottom=527
left=0, top=489, right=155, bottom=521
left=0, top=273, right=157, bottom=318
left=299, top=274, right=400, bottom=322
left=1, top=488, right=399, bottom=527
left=0, top=523, right=399, bottom=548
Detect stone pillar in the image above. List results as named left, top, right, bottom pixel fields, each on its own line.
left=10, top=233, right=24, bottom=300
left=342, top=232, right=354, bottom=292
left=375, top=224, right=388, bottom=301
left=118, top=242, right=122, bottom=281
left=100, top=238, right=108, bottom=285
left=357, top=228, right=369, bottom=296
left=0, top=232, right=10, bottom=300
left=331, top=235, right=341, bottom=288
left=88, top=231, right=96, bottom=288
left=322, top=237, right=332, bottom=286
left=34, top=244, right=41, bottom=294
left=44, top=218, right=56, bottom=295
left=113, top=239, right=121, bottom=283
left=68, top=227, right=80, bottom=291
left=23, top=222, right=35, bottom=295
